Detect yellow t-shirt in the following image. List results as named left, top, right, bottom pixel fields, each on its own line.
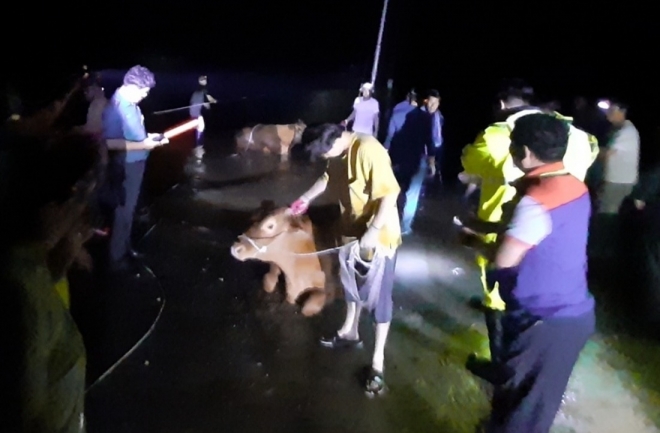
left=322, top=133, right=402, bottom=250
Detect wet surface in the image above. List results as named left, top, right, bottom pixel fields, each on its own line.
left=84, top=150, right=660, bottom=433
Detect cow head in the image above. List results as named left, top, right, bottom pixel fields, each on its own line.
left=231, top=201, right=311, bottom=261
left=291, top=119, right=306, bottom=144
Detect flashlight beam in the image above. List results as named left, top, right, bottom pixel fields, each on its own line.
left=162, top=118, right=200, bottom=139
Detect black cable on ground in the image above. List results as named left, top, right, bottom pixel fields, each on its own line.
left=85, top=182, right=180, bottom=393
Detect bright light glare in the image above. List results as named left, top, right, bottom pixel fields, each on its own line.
left=163, top=118, right=200, bottom=139
left=395, top=246, right=468, bottom=286
left=597, top=100, right=610, bottom=110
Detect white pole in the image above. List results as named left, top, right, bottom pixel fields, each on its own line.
left=370, top=0, right=390, bottom=85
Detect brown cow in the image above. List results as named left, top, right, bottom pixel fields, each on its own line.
left=234, top=120, right=306, bottom=159
left=230, top=204, right=335, bottom=316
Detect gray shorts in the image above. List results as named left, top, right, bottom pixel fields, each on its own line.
left=598, top=182, right=634, bottom=214
left=343, top=253, right=397, bottom=323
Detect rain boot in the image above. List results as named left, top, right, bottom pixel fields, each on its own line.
left=466, top=309, right=510, bottom=385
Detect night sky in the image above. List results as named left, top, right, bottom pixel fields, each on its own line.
left=5, top=1, right=658, bottom=158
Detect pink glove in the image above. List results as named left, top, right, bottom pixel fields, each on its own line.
left=289, top=197, right=310, bottom=216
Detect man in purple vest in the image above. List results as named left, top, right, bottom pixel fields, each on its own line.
left=484, top=113, right=595, bottom=433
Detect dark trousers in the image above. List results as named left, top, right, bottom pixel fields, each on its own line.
left=109, top=160, right=146, bottom=263
left=433, top=146, right=443, bottom=183
left=394, top=159, right=426, bottom=232
left=487, top=310, right=595, bottom=433
left=485, top=309, right=504, bottom=363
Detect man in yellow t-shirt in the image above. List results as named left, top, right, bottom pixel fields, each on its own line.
left=290, top=124, right=401, bottom=397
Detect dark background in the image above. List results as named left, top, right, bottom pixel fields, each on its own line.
left=3, top=0, right=658, bottom=171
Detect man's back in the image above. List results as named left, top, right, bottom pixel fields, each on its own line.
left=102, top=91, right=148, bottom=163
left=324, top=134, right=401, bottom=249
left=506, top=172, right=594, bottom=318
left=352, top=97, right=379, bottom=135
left=189, top=88, right=207, bottom=118
left=387, top=107, right=432, bottom=164
left=604, top=119, right=639, bottom=184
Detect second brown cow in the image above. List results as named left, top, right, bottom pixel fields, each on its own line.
left=234, top=120, right=306, bottom=159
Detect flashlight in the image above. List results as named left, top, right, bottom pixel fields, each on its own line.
left=597, top=100, right=610, bottom=110
left=152, top=118, right=200, bottom=142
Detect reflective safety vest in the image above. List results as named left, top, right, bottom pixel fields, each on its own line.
left=461, top=108, right=598, bottom=225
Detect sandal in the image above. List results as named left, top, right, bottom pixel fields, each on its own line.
left=364, top=368, right=387, bottom=397
left=319, top=334, right=363, bottom=349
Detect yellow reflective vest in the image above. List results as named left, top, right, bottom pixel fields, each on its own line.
left=462, top=108, right=598, bottom=224
left=461, top=108, right=598, bottom=310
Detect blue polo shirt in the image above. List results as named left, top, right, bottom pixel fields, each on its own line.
left=102, top=89, right=148, bottom=163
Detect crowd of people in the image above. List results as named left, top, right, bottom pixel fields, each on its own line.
left=2, top=64, right=658, bottom=433
left=294, top=78, right=656, bottom=432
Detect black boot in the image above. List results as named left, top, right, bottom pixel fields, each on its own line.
left=465, top=309, right=511, bottom=385
left=485, top=309, right=503, bottom=364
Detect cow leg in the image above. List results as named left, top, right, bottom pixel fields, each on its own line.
left=263, top=263, right=281, bottom=293
left=301, top=289, right=326, bottom=317
left=283, top=274, right=305, bottom=305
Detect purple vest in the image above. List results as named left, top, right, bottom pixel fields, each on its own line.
left=502, top=175, right=595, bottom=318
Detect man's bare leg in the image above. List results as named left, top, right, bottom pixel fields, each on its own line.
left=338, top=301, right=362, bottom=340
left=372, top=321, right=390, bottom=372
left=321, top=300, right=363, bottom=348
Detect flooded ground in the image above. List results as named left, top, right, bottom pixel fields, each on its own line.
left=83, top=150, right=660, bottom=433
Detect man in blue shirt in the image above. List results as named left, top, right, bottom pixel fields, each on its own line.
left=386, top=89, right=435, bottom=235
left=422, top=89, right=444, bottom=182
left=103, top=65, right=167, bottom=270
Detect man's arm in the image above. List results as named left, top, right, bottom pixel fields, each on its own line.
left=106, top=138, right=155, bottom=151
left=425, top=113, right=436, bottom=169
left=494, top=195, right=551, bottom=269
left=107, top=104, right=164, bottom=151
left=372, top=111, right=379, bottom=136
left=344, top=109, right=356, bottom=124
left=605, top=126, right=638, bottom=158
left=300, top=176, right=329, bottom=202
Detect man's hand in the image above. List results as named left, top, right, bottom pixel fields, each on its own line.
left=634, top=199, right=646, bottom=210
left=145, top=134, right=169, bottom=148
left=203, top=103, right=211, bottom=109
left=289, top=196, right=310, bottom=216
left=207, top=95, right=217, bottom=104
left=360, top=225, right=380, bottom=250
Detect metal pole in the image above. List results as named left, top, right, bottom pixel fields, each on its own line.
left=370, top=0, right=390, bottom=85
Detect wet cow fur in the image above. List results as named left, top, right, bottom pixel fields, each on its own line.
left=234, top=120, right=306, bottom=160
left=230, top=203, right=336, bottom=316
